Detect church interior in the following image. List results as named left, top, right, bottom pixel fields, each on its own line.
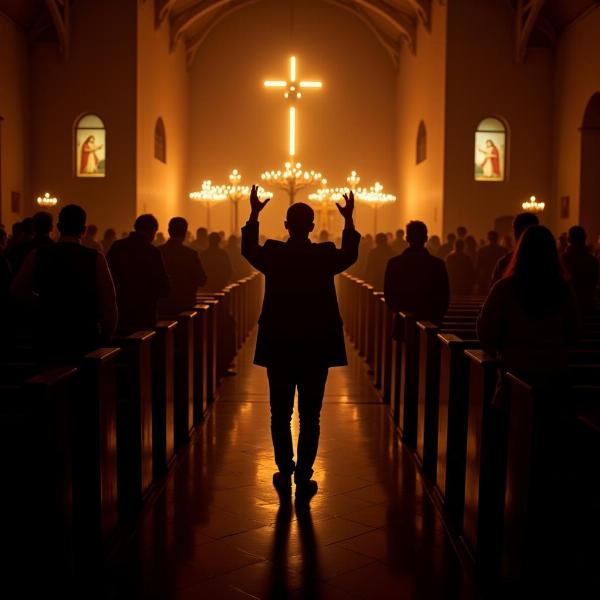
left=1, top=0, right=600, bottom=598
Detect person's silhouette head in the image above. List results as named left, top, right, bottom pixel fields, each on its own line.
left=396, top=229, right=405, bottom=240
left=58, top=204, right=87, bottom=238
left=456, top=226, right=467, bottom=239
left=375, top=233, right=388, bottom=247
left=33, top=211, right=53, bottom=236
left=446, top=232, right=456, bottom=244
left=168, top=217, right=188, bottom=241
left=568, top=225, right=586, bottom=246
left=487, top=230, right=499, bottom=244
left=513, top=212, right=539, bottom=242
left=319, top=230, right=329, bottom=243
left=406, top=220, right=428, bottom=248
left=196, top=227, right=207, bottom=241
left=21, top=217, right=34, bottom=238
left=134, top=214, right=159, bottom=243
left=86, top=224, right=98, bottom=239
left=103, top=228, right=116, bottom=241
left=227, top=235, right=239, bottom=247
left=208, top=232, right=221, bottom=247
left=285, top=203, right=314, bottom=238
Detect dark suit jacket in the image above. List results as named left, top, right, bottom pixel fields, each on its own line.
left=241, top=220, right=360, bottom=368
left=107, top=232, right=170, bottom=333
left=159, top=239, right=207, bottom=315
left=384, top=247, right=450, bottom=332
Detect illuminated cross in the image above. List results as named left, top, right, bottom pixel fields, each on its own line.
left=263, top=56, right=323, bottom=158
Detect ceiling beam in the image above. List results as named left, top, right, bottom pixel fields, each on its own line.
left=515, top=0, right=546, bottom=63
left=354, top=0, right=416, bottom=52
left=155, top=0, right=178, bottom=27
left=405, top=0, right=431, bottom=29
left=324, top=0, right=402, bottom=65
left=44, top=0, right=70, bottom=58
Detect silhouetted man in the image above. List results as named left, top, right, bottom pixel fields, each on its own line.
left=11, top=204, right=117, bottom=364
left=225, top=234, right=252, bottom=281
left=391, top=228, right=408, bottom=254
left=191, top=227, right=208, bottom=255
left=82, top=224, right=102, bottom=251
left=159, top=217, right=207, bottom=315
left=446, top=239, right=476, bottom=296
left=491, top=212, right=539, bottom=285
left=242, top=186, right=359, bottom=498
left=562, top=225, right=599, bottom=313
left=200, top=232, right=233, bottom=292
left=365, top=232, right=395, bottom=291
left=107, top=214, right=169, bottom=334
left=384, top=220, right=450, bottom=335
left=438, top=232, right=456, bottom=259
left=476, top=230, right=507, bottom=294
left=6, top=213, right=51, bottom=275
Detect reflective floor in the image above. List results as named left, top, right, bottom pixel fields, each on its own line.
left=105, top=335, right=476, bottom=599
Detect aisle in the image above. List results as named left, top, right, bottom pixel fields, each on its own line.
left=106, top=334, right=475, bottom=599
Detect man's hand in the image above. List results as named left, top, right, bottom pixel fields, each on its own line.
left=336, top=191, right=355, bottom=229
left=249, top=185, right=270, bottom=222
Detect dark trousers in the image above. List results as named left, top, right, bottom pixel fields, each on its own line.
left=266, top=365, right=329, bottom=482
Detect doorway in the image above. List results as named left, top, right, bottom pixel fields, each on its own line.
left=580, top=93, right=600, bottom=239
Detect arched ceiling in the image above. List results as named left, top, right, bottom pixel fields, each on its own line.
left=156, top=0, right=443, bottom=67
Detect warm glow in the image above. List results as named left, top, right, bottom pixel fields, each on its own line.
left=290, top=56, right=297, bottom=82
left=261, top=160, right=325, bottom=205
left=289, top=107, right=296, bottom=157
left=357, top=182, right=396, bottom=205
left=522, top=195, right=545, bottom=212
left=263, top=55, right=323, bottom=158
left=36, top=192, right=58, bottom=207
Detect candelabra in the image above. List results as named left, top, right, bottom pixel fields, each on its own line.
left=36, top=192, right=58, bottom=207
left=189, top=181, right=228, bottom=231
left=261, top=160, right=324, bottom=206
left=225, top=169, right=272, bottom=234
left=522, top=195, right=545, bottom=213
left=356, top=182, right=396, bottom=236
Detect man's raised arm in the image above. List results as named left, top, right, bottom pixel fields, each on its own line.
left=241, top=184, right=271, bottom=273
left=332, top=191, right=360, bottom=273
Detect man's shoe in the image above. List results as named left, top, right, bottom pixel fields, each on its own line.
left=273, top=472, right=292, bottom=495
left=295, top=479, right=318, bottom=500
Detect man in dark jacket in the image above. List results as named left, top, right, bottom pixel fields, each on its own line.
left=384, top=220, right=450, bottom=333
left=365, top=232, right=395, bottom=291
left=242, top=186, right=359, bottom=499
left=159, top=217, right=207, bottom=315
left=200, top=232, right=233, bottom=292
left=107, top=214, right=170, bottom=334
left=562, top=225, right=599, bottom=313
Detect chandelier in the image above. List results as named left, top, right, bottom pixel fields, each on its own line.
left=261, top=160, right=325, bottom=206
left=356, top=181, right=396, bottom=235
left=224, top=170, right=272, bottom=233
left=36, top=192, right=58, bottom=207
left=189, top=180, right=228, bottom=231
left=521, top=195, right=545, bottom=213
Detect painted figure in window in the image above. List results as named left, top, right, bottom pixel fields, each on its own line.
left=80, top=135, right=103, bottom=175
left=478, top=139, right=501, bottom=178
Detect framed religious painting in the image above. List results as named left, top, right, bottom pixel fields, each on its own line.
left=75, top=114, right=106, bottom=177
left=474, top=117, right=507, bottom=182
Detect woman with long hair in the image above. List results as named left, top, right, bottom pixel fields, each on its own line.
left=477, top=225, right=580, bottom=388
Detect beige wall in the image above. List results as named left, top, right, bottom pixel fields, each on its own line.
left=185, top=0, right=396, bottom=238
left=553, top=7, right=600, bottom=236
left=394, top=1, right=447, bottom=238
left=137, top=1, right=189, bottom=235
left=0, top=14, right=28, bottom=228
left=443, top=0, right=554, bottom=239
left=29, top=0, right=137, bottom=235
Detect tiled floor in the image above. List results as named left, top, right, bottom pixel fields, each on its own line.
left=105, top=335, right=476, bottom=599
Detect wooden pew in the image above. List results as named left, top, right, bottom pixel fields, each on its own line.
left=435, top=334, right=480, bottom=529
left=152, top=321, right=177, bottom=479
left=73, top=348, right=120, bottom=563
left=195, top=297, right=218, bottom=404
left=398, top=312, right=419, bottom=448
left=192, top=304, right=210, bottom=423
left=113, top=331, right=155, bottom=521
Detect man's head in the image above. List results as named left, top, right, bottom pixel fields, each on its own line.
left=21, top=217, right=34, bottom=238
left=568, top=225, right=587, bottom=246
left=456, top=226, right=467, bottom=239
left=33, top=211, right=53, bottom=236
left=58, top=204, right=87, bottom=238
left=134, top=214, right=159, bottom=243
left=208, top=232, right=221, bottom=247
left=285, top=203, right=314, bottom=237
left=168, top=217, right=188, bottom=241
left=487, top=230, right=499, bottom=244
left=406, top=220, right=428, bottom=248
left=396, top=229, right=405, bottom=240
left=196, top=227, right=207, bottom=241
left=86, top=224, right=98, bottom=238
left=447, top=232, right=456, bottom=244
left=375, top=232, right=388, bottom=247
left=513, top=212, right=539, bottom=241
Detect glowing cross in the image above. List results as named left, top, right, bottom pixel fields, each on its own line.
left=263, top=56, right=323, bottom=158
